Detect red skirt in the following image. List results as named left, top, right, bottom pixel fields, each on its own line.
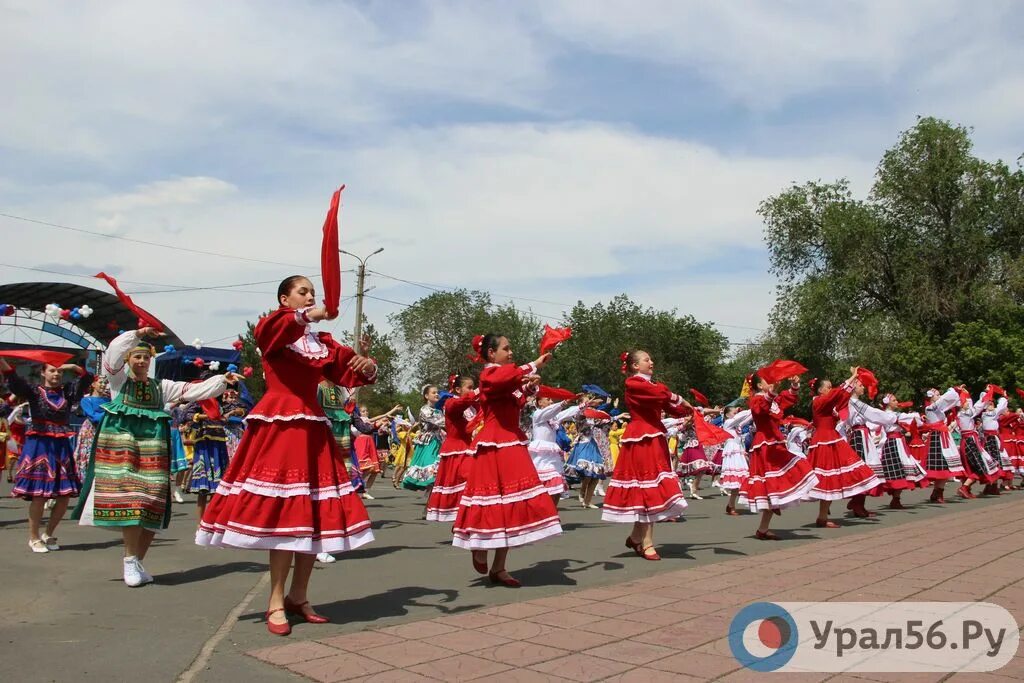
left=739, top=439, right=818, bottom=512
left=1009, top=439, right=1024, bottom=473
left=805, top=438, right=882, bottom=501
left=426, top=451, right=474, bottom=523
left=196, top=418, right=373, bottom=554
left=602, top=434, right=687, bottom=523
left=354, top=434, right=379, bottom=474
left=452, top=442, right=561, bottom=550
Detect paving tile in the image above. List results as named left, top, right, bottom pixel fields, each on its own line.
left=568, top=600, right=635, bottom=618
left=249, top=640, right=340, bottom=666
left=288, top=652, right=393, bottom=683
left=526, top=595, right=593, bottom=610
left=346, top=671, right=437, bottom=683
left=608, top=593, right=684, bottom=609
left=473, top=641, right=569, bottom=667
left=583, top=639, right=676, bottom=665
left=431, top=611, right=509, bottom=630
left=617, top=606, right=697, bottom=627
left=407, top=654, right=513, bottom=682
left=602, top=669, right=703, bottom=683
left=525, top=626, right=617, bottom=651
left=319, top=631, right=395, bottom=652
left=360, top=640, right=458, bottom=668
left=372, top=621, right=462, bottom=640
left=647, top=651, right=740, bottom=678
left=526, top=609, right=596, bottom=629
left=477, top=620, right=555, bottom=641
left=717, top=667, right=831, bottom=682
left=425, top=628, right=512, bottom=654
left=529, top=654, right=634, bottom=682
left=578, top=617, right=655, bottom=638
left=484, top=602, right=556, bottom=619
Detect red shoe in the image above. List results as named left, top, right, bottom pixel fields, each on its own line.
left=488, top=571, right=521, bottom=587
left=284, top=597, right=329, bottom=624
left=266, top=608, right=291, bottom=636
left=625, top=537, right=643, bottom=556
left=725, top=505, right=740, bottom=516
left=815, top=519, right=840, bottom=528
left=888, top=499, right=906, bottom=510
left=957, top=485, right=975, bottom=499
left=771, top=508, right=781, bottom=516
left=640, top=545, right=661, bottom=561
left=754, top=530, right=779, bottom=541
left=472, top=551, right=488, bottom=575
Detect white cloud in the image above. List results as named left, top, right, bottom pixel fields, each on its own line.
left=95, top=177, right=238, bottom=213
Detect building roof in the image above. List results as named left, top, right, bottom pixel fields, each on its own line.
left=0, top=281, right=185, bottom=349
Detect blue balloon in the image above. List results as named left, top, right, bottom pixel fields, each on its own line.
left=163, top=345, right=175, bottom=354
left=70, top=307, right=81, bottom=320
left=227, top=363, right=239, bottom=373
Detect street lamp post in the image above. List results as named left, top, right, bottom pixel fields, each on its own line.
left=339, top=247, right=383, bottom=355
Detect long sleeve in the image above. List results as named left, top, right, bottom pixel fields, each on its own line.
left=481, top=363, right=536, bottom=396
left=995, top=397, right=1009, bottom=418
left=66, top=369, right=93, bottom=404
left=724, top=409, right=753, bottom=431
left=554, top=405, right=581, bottom=424
left=80, top=396, right=109, bottom=423
left=351, top=413, right=375, bottom=435
left=418, top=404, right=446, bottom=429
left=255, top=308, right=310, bottom=355
left=933, top=388, right=960, bottom=414
left=321, top=343, right=377, bottom=389
left=161, top=375, right=229, bottom=404
left=849, top=397, right=898, bottom=427
left=532, top=403, right=565, bottom=426
left=776, top=388, right=799, bottom=412
left=3, top=370, right=33, bottom=401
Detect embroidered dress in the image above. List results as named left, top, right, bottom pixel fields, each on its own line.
left=6, top=368, right=91, bottom=499
left=527, top=402, right=578, bottom=496
left=184, top=402, right=230, bottom=494
left=75, top=395, right=109, bottom=478
left=738, top=388, right=818, bottom=512
left=848, top=398, right=928, bottom=492
left=999, top=412, right=1024, bottom=474
left=318, top=384, right=363, bottom=491
left=805, top=383, right=882, bottom=501
left=426, top=392, right=480, bottom=522
left=957, top=399, right=1000, bottom=484
left=222, top=396, right=249, bottom=460
left=716, top=410, right=752, bottom=492
left=402, top=404, right=445, bottom=491
left=196, top=307, right=376, bottom=553
left=602, top=374, right=689, bottom=523
left=452, top=362, right=562, bottom=549
left=566, top=414, right=606, bottom=480
left=980, top=395, right=1013, bottom=483
left=676, top=423, right=712, bottom=477
left=73, top=331, right=228, bottom=529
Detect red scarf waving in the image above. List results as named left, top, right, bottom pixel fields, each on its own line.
left=95, top=272, right=167, bottom=332
left=320, top=186, right=344, bottom=318
left=691, top=410, right=732, bottom=447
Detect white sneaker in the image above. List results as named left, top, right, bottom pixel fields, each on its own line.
left=41, top=533, right=60, bottom=551
left=44, top=499, right=56, bottom=511
left=595, top=485, right=606, bottom=497
left=137, top=561, right=154, bottom=585
left=362, top=492, right=375, bottom=500
left=29, top=539, right=49, bottom=553
left=123, top=556, right=144, bottom=587
left=316, top=552, right=336, bottom=564
left=172, top=487, right=185, bottom=504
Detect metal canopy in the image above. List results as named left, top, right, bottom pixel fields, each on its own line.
left=0, top=281, right=185, bottom=349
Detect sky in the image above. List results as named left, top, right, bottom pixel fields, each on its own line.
left=1, top=0, right=1022, bottom=354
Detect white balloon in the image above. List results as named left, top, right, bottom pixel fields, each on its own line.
left=209, top=361, right=221, bottom=371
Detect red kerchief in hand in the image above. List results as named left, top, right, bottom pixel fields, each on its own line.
left=321, top=186, right=344, bottom=318
left=689, top=388, right=710, bottom=407
left=757, top=359, right=809, bottom=385
left=539, top=325, right=572, bottom=355
left=0, top=349, right=75, bottom=367
left=692, top=412, right=732, bottom=447
left=538, top=385, right=576, bottom=402
left=856, top=367, right=879, bottom=400
left=95, top=272, right=166, bottom=332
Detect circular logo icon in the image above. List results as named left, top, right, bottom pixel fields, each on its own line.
left=728, top=602, right=798, bottom=672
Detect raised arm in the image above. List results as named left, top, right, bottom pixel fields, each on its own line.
left=849, top=397, right=898, bottom=427
left=322, top=343, right=378, bottom=390
left=162, top=374, right=230, bottom=405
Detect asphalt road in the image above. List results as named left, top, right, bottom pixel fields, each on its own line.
left=0, top=478, right=1014, bottom=683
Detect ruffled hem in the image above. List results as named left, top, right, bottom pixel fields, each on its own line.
left=196, top=526, right=373, bottom=553
left=805, top=474, right=884, bottom=501
left=601, top=493, right=688, bottom=523
left=535, top=469, right=566, bottom=496
left=619, top=431, right=668, bottom=445
left=439, top=448, right=475, bottom=457
left=475, top=439, right=530, bottom=448
left=459, top=484, right=550, bottom=506
left=214, top=478, right=358, bottom=500
left=607, top=470, right=679, bottom=490
left=245, top=413, right=330, bottom=424
left=102, top=403, right=169, bottom=421
left=424, top=508, right=458, bottom=522
left=452, top=518, right=562, bottom=550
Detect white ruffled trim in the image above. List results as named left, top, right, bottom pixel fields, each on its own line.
left=425, top=509, right=458, bottom=522
left=286, top=326, right=331, bottom=360
left=196, top=525, right=373, bottom=553
left=476, top=439, right=530, bottom=448
left=601, top=494, right=688, bottom=523
left=752, top=438, right=786, bottom=448
left=806, top=436, right=846, bottom=450
left=459, top=484, right=549, bottom=506
left=744, top=451, right=807, bottom=484
left=619, top=431, right=667, bottom=444
left=536, top=471, right=566, bottom=495
left=439, top=447, right=475, bottom=457
left=431, top=482, right=467, bottom=495
left=805, top=474, right=883, bottom=501
left=528, top=441, right=564, bottom=454
left=809, top=460, right=878, bottom=478
left=452, top=518, right=562, bottom=550
left=607, top=470, right=679, bottom=489
left=214, top=479, right=357, bottom=500
left=245, top=413, right=330, bottom=424
left=739, top=470, right=819, bottom=512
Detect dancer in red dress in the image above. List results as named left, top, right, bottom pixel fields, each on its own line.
left=602, top=350, right=690, bottom=560
left=739, top=371, right=819, bottom=540
left=452, top=334, right=561, bottom=587
left=425, top=374, right=479, bottom=522
left=805, top=370, right=882, bottom=527
left=196, top=276, right=378, bottom=635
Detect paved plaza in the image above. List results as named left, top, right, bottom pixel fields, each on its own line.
left=3, top=483, right=1023, bottom=682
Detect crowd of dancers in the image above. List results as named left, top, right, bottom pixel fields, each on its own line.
left=3, top=273, right=1022, bottom=636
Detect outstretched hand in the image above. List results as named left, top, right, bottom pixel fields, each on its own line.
left=533, top=352, right=553, bottom=369
left=348, top=355, right=376, bottom=377
left=137, top=327, right=162, bottom=339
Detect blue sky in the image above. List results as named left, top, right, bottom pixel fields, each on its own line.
left=1, top=0, right=1022, bottom=353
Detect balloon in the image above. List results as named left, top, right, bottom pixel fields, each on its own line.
left=232, top=339, right=244, bottom=351
left=242, top=366, right=253, bottom=378
left=226, top=364, right=239, bottom=373
left=163, top=345, right=175, bottom=354
left=208, top=361, right=221, bottom=371
left=193, top=358, right=206, bottom=368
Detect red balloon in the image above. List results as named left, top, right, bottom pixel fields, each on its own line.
left=242, top=366, right=254, bottom=377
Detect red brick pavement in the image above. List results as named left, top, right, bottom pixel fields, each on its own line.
left=249, top=500, right=1024, bottom=682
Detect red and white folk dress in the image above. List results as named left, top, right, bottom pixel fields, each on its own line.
left=452, top=363, right=562, bottom=549
left=425, top=391, right=480, bottom=523
left=739, top=389, right=818, bottom=512
left=601, top=374, right=689, bottom=523
left=196, top=307, right=377, bottom=554
left=805, top=383, right=882, bottom=500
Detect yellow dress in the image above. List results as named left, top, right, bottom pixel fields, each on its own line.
left=392, top=428, right=411, bottom=468
left=609, top=426, right=625, bottom=467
